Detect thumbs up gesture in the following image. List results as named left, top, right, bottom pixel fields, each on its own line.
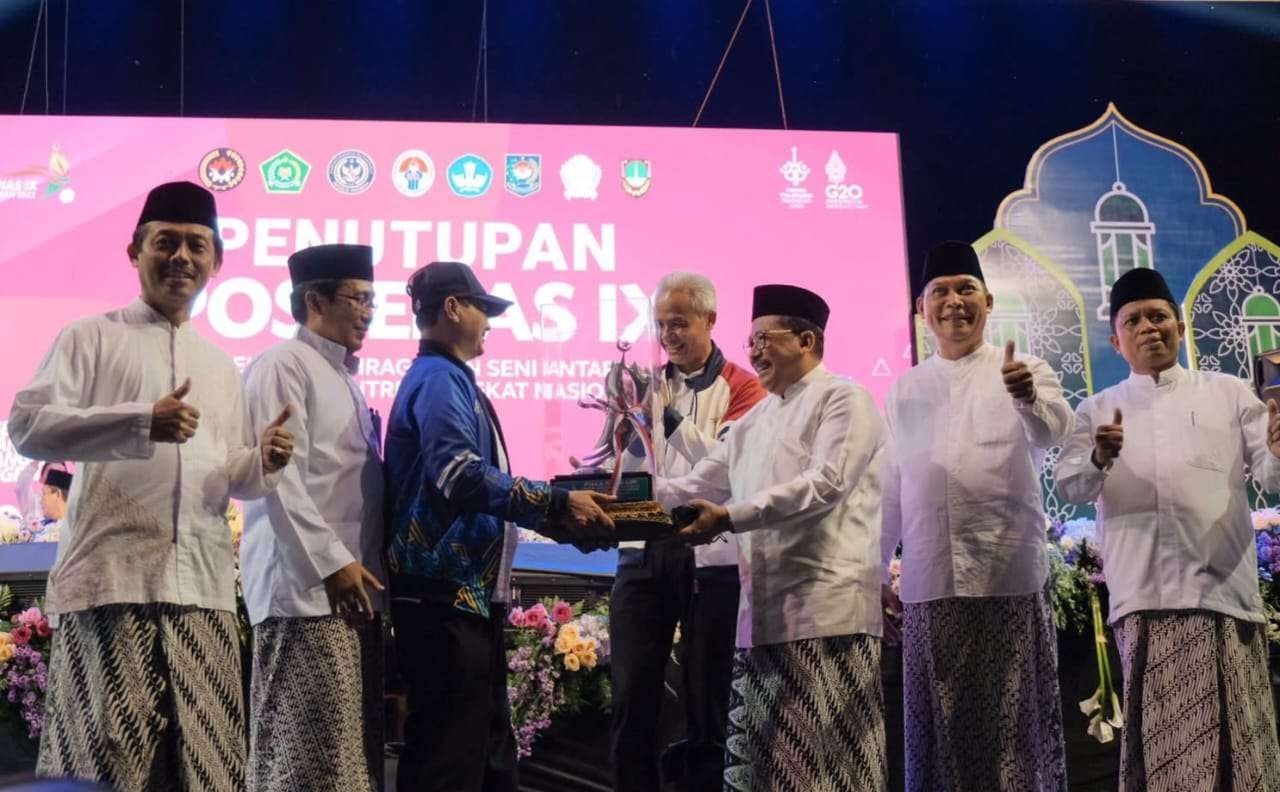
left=1267, top=400, right=1280, bottom=459
left=1092, top=408, right=1124, bottom=469
left=1001, top=341, right=1036, bottom=403
left=260, top=404, right=295, bottom=474
left=150, top=378, right=201, bottom=443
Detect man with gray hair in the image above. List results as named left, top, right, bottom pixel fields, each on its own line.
left=611, top=271, right=766, bottom=792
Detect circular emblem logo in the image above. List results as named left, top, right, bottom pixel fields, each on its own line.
left=198, top=147, right=246, bottom=192
left=327, top=149, right=376, bottom=195
left=447, top=154, right=493, bottom=198
left=392, top=150, right=435, bottom=197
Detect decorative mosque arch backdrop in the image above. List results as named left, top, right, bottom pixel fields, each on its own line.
left=1185, top=234, right=1280, bottom=508
left=915, top=104, right=1279, bottom=517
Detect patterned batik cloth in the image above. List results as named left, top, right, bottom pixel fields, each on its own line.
left=1113, top=610, right=1280, bottom=792
left=37, top=603, right=245, bottom=792
left=900, top=587, right=1067, bottom=792
left=248, top=615, right=385, bottom=792
left=723, top=633, right=887, bottom=792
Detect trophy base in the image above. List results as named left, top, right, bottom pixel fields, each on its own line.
left=600, top=500, right=678, bottom=543
left=548, top=472, right=682, bottom=544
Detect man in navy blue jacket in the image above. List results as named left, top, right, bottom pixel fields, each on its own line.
left=385, top=261, right=615, bottom=792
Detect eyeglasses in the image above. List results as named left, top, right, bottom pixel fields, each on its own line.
left=742, top=329, right=798, bottom=353
left=334, top=292, right=378, bottom=312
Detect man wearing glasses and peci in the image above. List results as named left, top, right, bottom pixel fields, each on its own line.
left=240, top=243, right=390, bottom=791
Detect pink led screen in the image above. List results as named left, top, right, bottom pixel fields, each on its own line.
left=0, top=115, right=910, bottom=508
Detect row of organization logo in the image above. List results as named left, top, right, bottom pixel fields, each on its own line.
left=197, top=148, right=654, bottom=200
left=779, top=147, right=868, bottom=211
left=3, top=142, right=865, bottom=211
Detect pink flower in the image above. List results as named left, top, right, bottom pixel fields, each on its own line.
left=35, top=620, right=52, bottom=638
left=11, top=626, right=32, bottom=646
left=508, top=607, right=526, bottom=627
left=17, top=607, right=43, bottom=627
left=523, top=603, right=549, bottom=629
left=551, top=601, right=574, bottom=625
left=542, top=622, right=557, bottom=638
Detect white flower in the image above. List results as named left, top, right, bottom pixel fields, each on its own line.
left=1079, top=691, right=1100, bottom=717
left=1079, top=688, right=1124, bottom=744
left=1107, top=692, right=1125, bottom=729
left=1087, top=715, right=1115, bottom=744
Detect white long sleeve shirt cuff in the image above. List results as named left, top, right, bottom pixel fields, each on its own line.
left=727, top=500, right=760, bottom=533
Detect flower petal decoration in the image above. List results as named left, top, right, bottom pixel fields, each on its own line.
left=551, top=601, right=574, bottom=624
left=1079, top=691, right=1101, bottom=717
left=1106, top=692, right=1125, bottom=729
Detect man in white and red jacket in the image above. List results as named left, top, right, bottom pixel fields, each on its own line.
left=611, top=271, right=766, bottom=792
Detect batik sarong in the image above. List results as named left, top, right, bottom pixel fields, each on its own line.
left=38, top=603, right=245, bottom=792
left=248, top=615, right=385, bottom=792
left=900, top=587, right=1067, bottom=792
left=1113, top=610, right=1280, bottom=792
left=723, top=633, right=887, bottom=792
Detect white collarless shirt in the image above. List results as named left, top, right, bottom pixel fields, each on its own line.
left=1057, top=364, right=1280, bottom=624
left=663, top=366, right=744, bottom=568
left=881, top=343, right=1073, bottom=602
left=240, top=327, right=386, bottom=624
left=657, top=365, right=885, bottom=648
left=621, top=365, right=743, bottom=566
left=8, top=299, right=275, bottom=615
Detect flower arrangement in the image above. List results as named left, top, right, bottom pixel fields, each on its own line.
left=220, top=498, right=252, bottom=655
left=1253, top=508, right=1280, bottom=644
left=1048, top=509, right=1280, bottom=743
left=228, top=499, right=245, bottom=555
left=227, top=501, right=253, bottom=650
left=1046, top=518, right=1122, bottom=743
left=882, top=556, right=904, bottom=642
left=506, top=597, right=611, bottom=759
left=1078, top=581, right=1124, bottom=744
left=1046, top=518, right=1106, bottom=635
left=0, top=586, right=52, bottom=741
left=0, top=508, right=25, bottom=544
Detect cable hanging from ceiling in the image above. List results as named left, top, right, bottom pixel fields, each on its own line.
left=472, top=0, right=489, bottom=123
left=20, top=0, right=72, bottom=115
left=693, top=0, right=788, bottom=129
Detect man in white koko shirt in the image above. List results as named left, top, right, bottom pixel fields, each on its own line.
left=882, top=240, right=1070, bottom=792
left=9, top=181, right=293, bottom=791
left=1058, top=266, right=1280, bottom=791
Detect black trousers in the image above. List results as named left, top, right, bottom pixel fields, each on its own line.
left=680, top=565, right=740, bottom=792
left=609, top=543, right=740, bottom=792
left=391, top=598, right=517, bottom=792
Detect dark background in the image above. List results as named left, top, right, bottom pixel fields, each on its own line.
left=1, top=0, right=1276, bottom=297
left=1, top=3, right=1275, bottom=788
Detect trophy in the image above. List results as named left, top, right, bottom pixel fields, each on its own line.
left=550, top=340, right=682, bottom=542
